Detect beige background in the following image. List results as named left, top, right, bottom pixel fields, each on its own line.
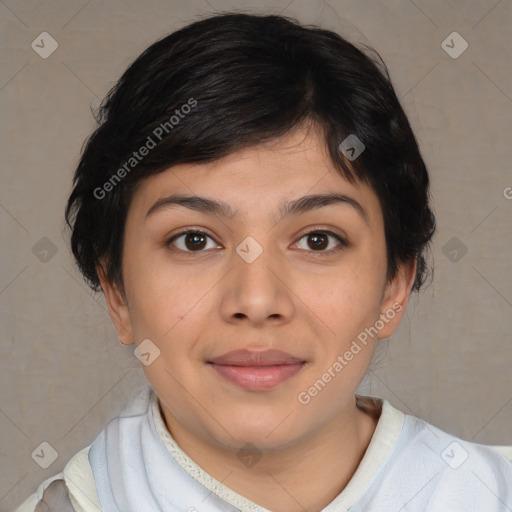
left=1, top=0, right=511, bottom=510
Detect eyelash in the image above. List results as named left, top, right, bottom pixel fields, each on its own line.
left=165, top=228, right=348, bottom=257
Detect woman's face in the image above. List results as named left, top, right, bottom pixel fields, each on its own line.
left=100, top=124, right=414, bottom=452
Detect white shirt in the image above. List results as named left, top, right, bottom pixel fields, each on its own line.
left=15, top=388, right=512, bottom=512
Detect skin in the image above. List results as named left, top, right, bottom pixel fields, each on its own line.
left=99, top=122, right=416, bottom=512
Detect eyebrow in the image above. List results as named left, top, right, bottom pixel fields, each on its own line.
left=145, top=192, right=369, bottom=225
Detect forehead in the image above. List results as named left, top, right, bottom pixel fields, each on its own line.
left=129, top=125, right=383, bottom=228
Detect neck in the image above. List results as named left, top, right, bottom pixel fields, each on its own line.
left=161, top=397, right=381, bottom=512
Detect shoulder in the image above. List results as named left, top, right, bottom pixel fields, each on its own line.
left=394, top=412, right=512, bottom=509
left=13, top=445, right=100, bottom=512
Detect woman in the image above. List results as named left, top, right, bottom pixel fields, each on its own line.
left=17, top=12, right=512, bottom=512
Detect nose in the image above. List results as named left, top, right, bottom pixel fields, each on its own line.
left=219, top=239, right=295, bottom=327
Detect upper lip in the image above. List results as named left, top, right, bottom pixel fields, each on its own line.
left=208, top=349, right=305, bottom=367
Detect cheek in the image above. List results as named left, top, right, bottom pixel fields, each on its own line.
left=296, top=259, right=386, bottom=367
left=310, top=255, right=384, bottom=321
left=123, top=251, right=210, bottom=341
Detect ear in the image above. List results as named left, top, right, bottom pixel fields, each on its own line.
left=377, top=259, right=417, bottom=339
left=97, top=262, right=135, bottom=345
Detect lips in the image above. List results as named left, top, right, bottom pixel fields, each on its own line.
left=207, top=349, right=306, bottom=391
left=209, top=349, right=304, bottom=366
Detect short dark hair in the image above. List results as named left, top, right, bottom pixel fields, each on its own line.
left=65, top=12, right=436, bottom=295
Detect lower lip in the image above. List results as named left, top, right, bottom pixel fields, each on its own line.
left=209, top=363, right=305, bottom=390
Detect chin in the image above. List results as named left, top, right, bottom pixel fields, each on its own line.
left=208, top=412, right=311, bottom=453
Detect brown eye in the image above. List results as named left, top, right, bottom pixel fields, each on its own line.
left=295, top=230, right=347, bottom=254
left=167, top=230, right=219, bottom=252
